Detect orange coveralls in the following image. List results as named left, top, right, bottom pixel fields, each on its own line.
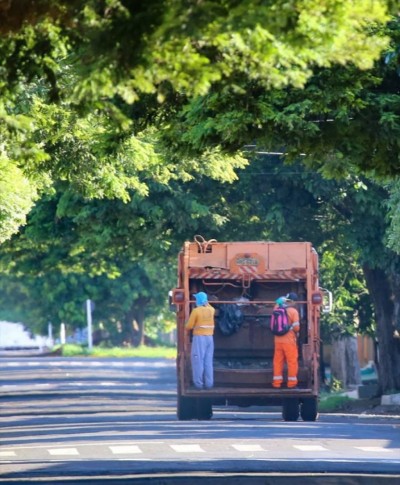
left=272, top=306, right=300, bottom=388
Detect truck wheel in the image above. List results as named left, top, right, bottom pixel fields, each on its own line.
left=300, top=397, right=319, bottom=421
left=196, top=398, right=213, bottom=420
left=282, top=398, right=300, bottom=421
left=177, top=396, right=196, bottom=421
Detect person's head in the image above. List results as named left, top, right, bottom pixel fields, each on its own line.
left=193, top=292, right=208, bottom=307
left=286, top=292, right=298, bottom=304
left=275, top=296, right=287, bottom=307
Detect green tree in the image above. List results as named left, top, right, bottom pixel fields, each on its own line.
left=0, top=180, right=222, bottom=345
left=0, top=0, right=393, bottom=244
left=0, top=159, right=38, bottom=243
left=203, top=157, right=398, bottom=393
left=1, top=1, right=389, bottom=99
left=0, top=1, right=399, bottom=393
left=0, top=240, right=178, bottom=347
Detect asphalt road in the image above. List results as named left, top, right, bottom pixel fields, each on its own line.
left=1, top=357, right=400, bottom=484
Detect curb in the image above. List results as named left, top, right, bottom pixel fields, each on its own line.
left=381, top=393, right=400, bottom=406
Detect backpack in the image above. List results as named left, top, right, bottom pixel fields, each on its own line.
left=270, top=307, right=291, bottom=336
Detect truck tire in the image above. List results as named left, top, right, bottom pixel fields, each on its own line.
left=196, top=398, right=213, bottom=420
left=177, top=396, right=197, bottom=420
left=300, top=397, right=319, bottom=421
left=177, top=396, right=213, bottom=420
left=282, top=398, right=300, bottom=421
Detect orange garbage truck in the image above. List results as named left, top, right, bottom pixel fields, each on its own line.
left=171, top=236, right=332, bottom=422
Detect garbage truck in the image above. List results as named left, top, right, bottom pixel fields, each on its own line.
left=170, top=236, right=332, bottom=422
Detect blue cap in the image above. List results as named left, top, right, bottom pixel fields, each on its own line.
left=193, top=292, right=208, bottom=306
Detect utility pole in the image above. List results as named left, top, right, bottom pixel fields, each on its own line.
left=86, top=299, right=93, bottom=351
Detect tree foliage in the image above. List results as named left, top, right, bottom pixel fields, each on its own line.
left=1, top=0, right=390, bottom=97
left=0, top=159, right=38, bottom=243
left=0, top=1, right=400, bottom=393
left=0, top=0, right=394, bottom=242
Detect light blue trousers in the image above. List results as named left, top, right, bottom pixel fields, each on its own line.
left=191, top=335, right=214, bottom=389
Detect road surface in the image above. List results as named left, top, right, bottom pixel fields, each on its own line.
left=1, top=357, right=399, bottom=484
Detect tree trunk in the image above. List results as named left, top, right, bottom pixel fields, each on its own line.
left=123, top=306, right=137, bottom=346
left=330, top=336, right=361, bottom=389
left=132, top=316, right=144, bottom=347
left=345, top=337, right=361, bottom=387
left=363, top=265, right=400, bottom=394
left=330, top=338, right=346, bottom=388
left=132, top=297, right=148, bottom=347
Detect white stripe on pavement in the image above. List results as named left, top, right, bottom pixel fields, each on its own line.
left=48, top=448, right=79, bottom=456
left=294, top=445, right=328, bottom=451
left=109, top=445, right=142, bottom=454
left=355, top=447, right=393, bottom=452
left=170, top=444, right=205, bottom=453
left=232, top=444, right=264, bottom=452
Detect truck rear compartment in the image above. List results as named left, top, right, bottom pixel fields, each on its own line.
left=175, top=239, right=322, bottom=421
left=183, top=280, right=314, bottom=396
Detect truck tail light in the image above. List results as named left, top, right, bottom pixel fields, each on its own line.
left=172, top=289, right=185, bottom=304
left=312, top=289, right=333, bottom=313
left=311, top=292, right=323, bottom=304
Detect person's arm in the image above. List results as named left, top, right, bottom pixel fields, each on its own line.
left=186, top=308, right=197, bottom=330
left=288, top=308, right=300, bottom=333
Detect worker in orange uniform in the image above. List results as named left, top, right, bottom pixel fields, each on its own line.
left=272, top=292, right=300, bottom=389
left=186, top=292, right=215, bottom=389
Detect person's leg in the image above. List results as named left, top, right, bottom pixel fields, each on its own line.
left=273, top=341, right=284, bottom=388
left=191, top=336, right=205, bottom=388
left=203, top=336, right=214, bottom=389
left=285, top=343, right=299, bottom=388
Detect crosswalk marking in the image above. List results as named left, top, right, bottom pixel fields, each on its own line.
left=170, top=444, right=205, bottom=453
left=48, top=448, right=79, bottom=456
left=232, top=444, right=264, bottom=452
left=1, top=443, right=399, bottom=459
left=294, top=445, right=328, bottom=451
left=109, top=445, right=142, bottom=454
left=355, top=446, right=393, bottom=452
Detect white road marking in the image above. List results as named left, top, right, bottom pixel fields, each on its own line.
left=2, top=360, right=174, bottom=368
left=48, top=448, right=79, bottom=456
left=232, top=444, right=264, bottom=452
left=170, top=444, right=205, bottom=453
left=0, top=442, right=399, bottom=461
left=355, top=446, right=393, bottom=452
left=294, top=445, right=328, bottom=451
left=109, top=445, right=142, bottom=454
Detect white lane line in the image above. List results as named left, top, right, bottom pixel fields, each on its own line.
left=0, top=451, right=16, bottom=457
left=170, top=444, right=205, bottom=453
left=109, top=446, right=142, bottom=454
left=0, top=441, right=165, bottom=452
left=355, top=446, right=393, bottom=452
left=48, top=448, right=79, bottom=456
left=294, top=445, right=328, bottom=451
left=232, top=444, right=264, bottom=452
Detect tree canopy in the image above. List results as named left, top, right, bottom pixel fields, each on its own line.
left=1, top=1, right=400, bottom=392
left=0, top=0, right=396, bottom=241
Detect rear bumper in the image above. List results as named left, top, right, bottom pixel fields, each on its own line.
left=182, top=386, right=317, bottom=399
